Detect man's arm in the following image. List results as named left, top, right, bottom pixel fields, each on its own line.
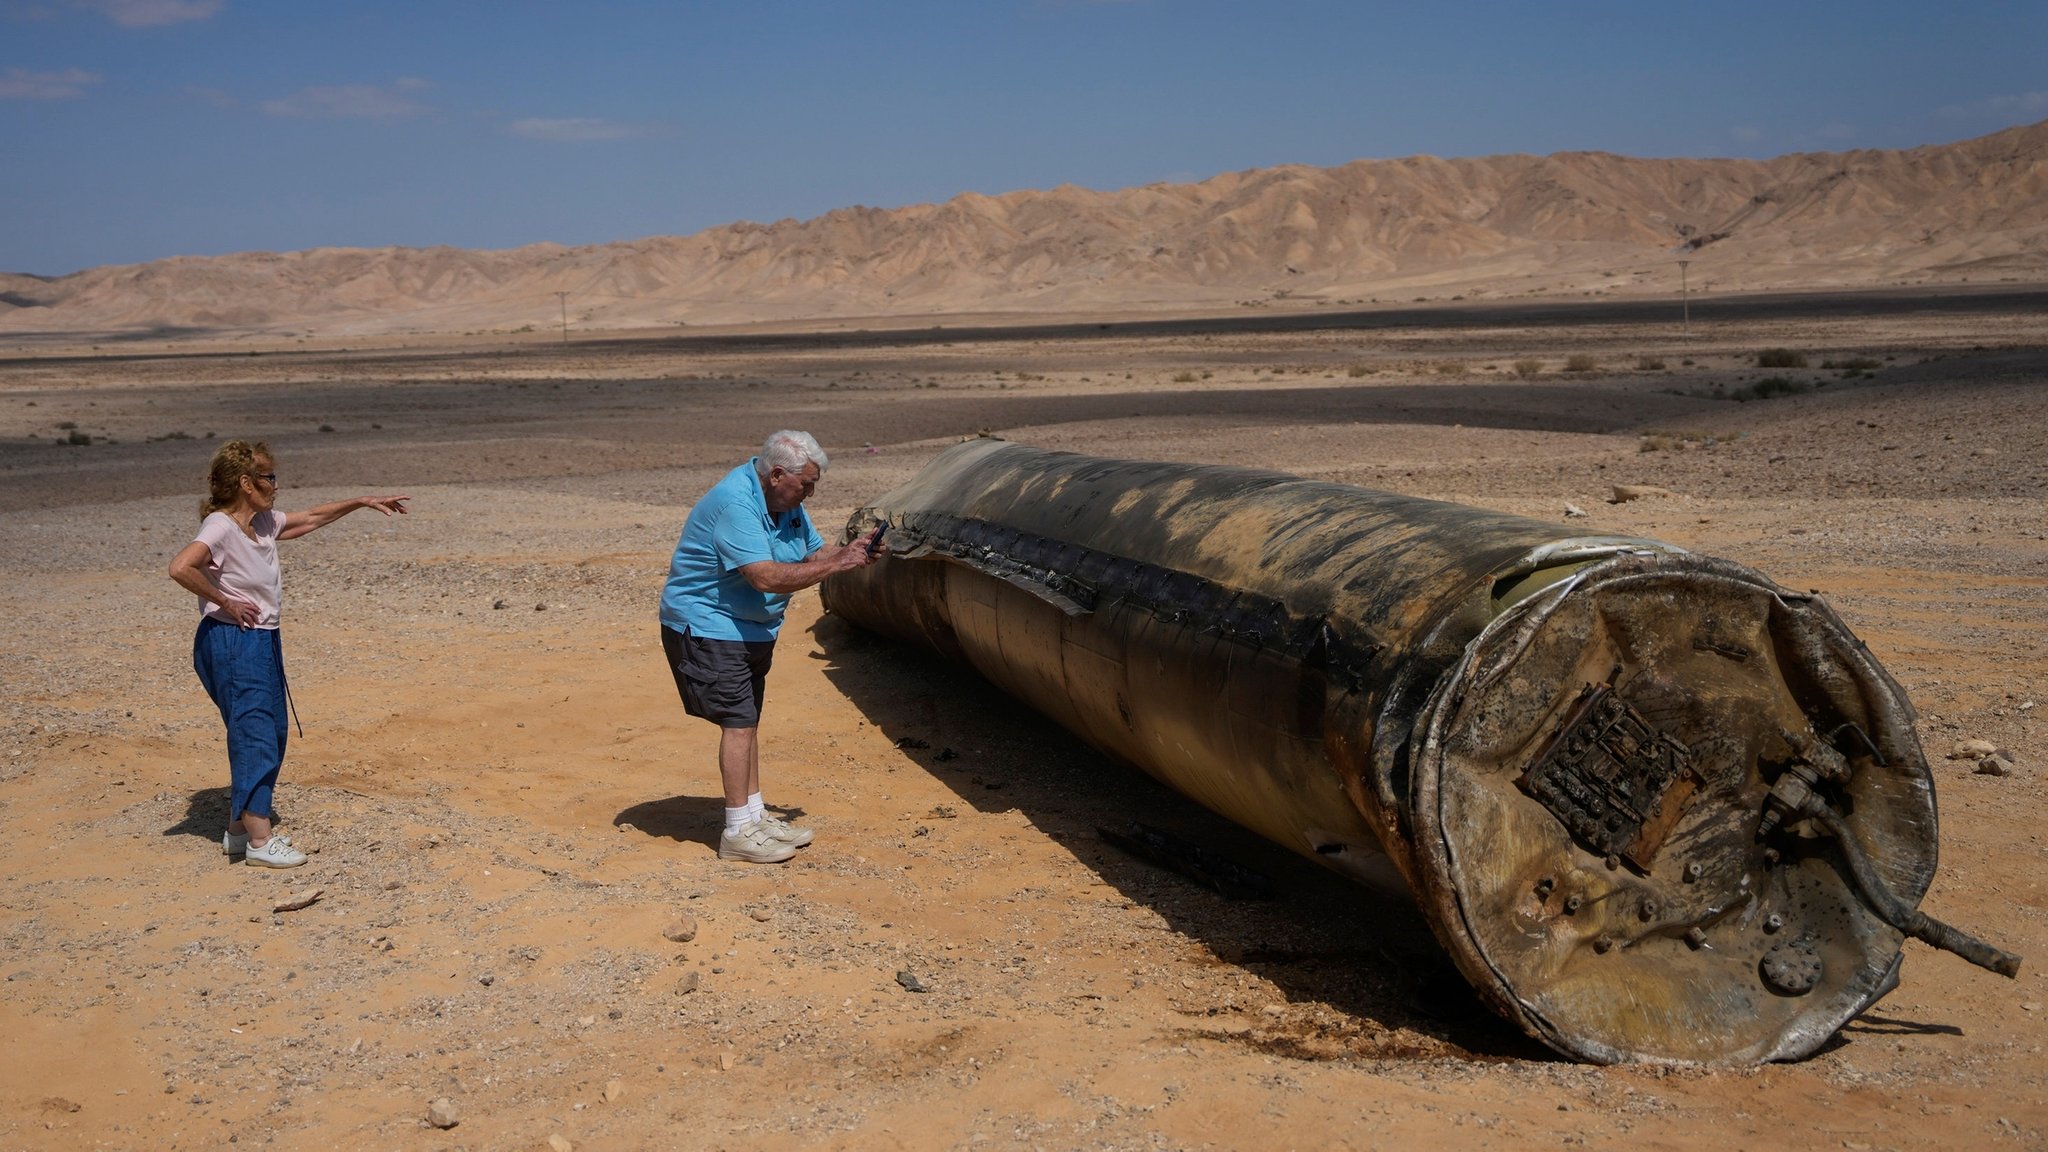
left=736, top=538, right=876, bottom=594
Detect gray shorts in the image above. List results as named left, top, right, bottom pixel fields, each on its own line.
left=661, top=624, right=775, bottom=728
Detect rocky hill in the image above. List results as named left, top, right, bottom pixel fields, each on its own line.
left=5, top=119, right=2045, bottom=338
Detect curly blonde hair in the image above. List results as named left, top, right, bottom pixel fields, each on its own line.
left=199, top=440, right=273, bottom=520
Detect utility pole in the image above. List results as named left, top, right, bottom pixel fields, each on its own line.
left=1677, top=260, right=1692, bottom=339
left=554, top=291, right=570, bottom=343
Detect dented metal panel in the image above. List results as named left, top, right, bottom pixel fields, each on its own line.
left=821, top=439, right=2016, bottom=1065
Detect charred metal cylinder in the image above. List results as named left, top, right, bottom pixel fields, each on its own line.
left=822, top=439, right=2013, bottom=1065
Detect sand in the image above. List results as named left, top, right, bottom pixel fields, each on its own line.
left=1, top=290, right=2044, bottom=1149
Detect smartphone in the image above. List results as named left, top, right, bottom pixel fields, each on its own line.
left=864, top=523, right=887, bottom=557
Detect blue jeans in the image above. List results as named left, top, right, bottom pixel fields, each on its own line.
left=193, top=618, right=289, bottom=821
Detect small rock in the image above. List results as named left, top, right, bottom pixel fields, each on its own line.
left=662, top=915, right=699, bottom=943
left=1608, top=484, right=1675, bottom=503
left=548, top=1135, right=574, bottom=1152
left=749, top=908, right=773, bottom=922
left=1949, top=738, right=1998, bottom=760
left=719, top=1052, right=736, bottom=1071
left=2021, top=701, right=2036, bottom=712
left=492, top=599, right=508, bottom=610
left=425, top=1097, right=459, bottom=1129
left=602, top=1079, right=623, bottom=1104
left=577, top=1015, right=595, bottom=1027
left=477, top=974, right=494, bottom=987
left=534, top=603, right=546, bottom=612
left=271, top=888, right=322, bottom=913
left=41, top=1097, right=81, bottom=1114
left=1977, top=754, right=2016, bottom=777
left=675, top=970, right=701, bottom=995
left=618, top=822, right=635, bottom=833
left=1563, top=502, right=1588, bottom=519
left=896, top=969, right=929, bottom=993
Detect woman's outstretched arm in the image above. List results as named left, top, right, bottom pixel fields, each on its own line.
left=279, top=495, right=410, bottom=541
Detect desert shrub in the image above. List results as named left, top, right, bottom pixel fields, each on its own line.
left=1435, top=361, right=1466, bottom=375
left=1171, top=372, right=1198, bottom=383
left=1564, top=354, right=1599, bottom=372
left=1512, top=359, right=1543, bottom=378
left=1636, top=355, right=1667, bottom=371
left=1347, top=364, right=1373, bottom=378
left=1756, top=348, right=1808, bottom=368
left=1731, top=376, right=1808, bottom=401
left=56, top=421, right=77, bottom=429
left=66, top=429, right=92, bottom=446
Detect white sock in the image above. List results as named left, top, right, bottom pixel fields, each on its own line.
left=724, top=805, right=751, bottom=834
left=747, top=792, right=765, bottom=824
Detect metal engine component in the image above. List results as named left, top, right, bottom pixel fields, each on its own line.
left=821, top=440, right=2018, bottom=1065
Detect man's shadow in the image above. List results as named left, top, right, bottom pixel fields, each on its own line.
left=615, top=795, right=814, bottom=852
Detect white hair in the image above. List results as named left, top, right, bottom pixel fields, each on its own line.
left=756, top=430, right=828, bottom=477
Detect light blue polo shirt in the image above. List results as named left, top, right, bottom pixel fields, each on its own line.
left=659, top=458, right=826, bottom=641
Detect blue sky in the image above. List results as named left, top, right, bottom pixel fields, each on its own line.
left=3, top=0, right=2043, bottom=275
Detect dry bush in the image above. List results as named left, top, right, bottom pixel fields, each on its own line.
left=1732, top=376, right=1808, bottom=401
left=1564, top=353, right=1599, bottom=372
left=1435, top=361, right=1467, bottom=375
left=1756, top=348, right=1808, bottom=368
left=1347, top=364, right=1373, bottom=378
left=1512, top=359, right=1543, bottom=378
left=1171, top=371, right=1198, bottom=383
left=1636, top=355, right=1667, bottom=370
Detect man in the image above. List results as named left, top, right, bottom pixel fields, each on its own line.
left=659, top=430, right=880, bottom=863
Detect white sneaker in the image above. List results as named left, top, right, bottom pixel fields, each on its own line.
left=760, top=815, right=815, bottom=848
left=244, top=837, right=308, bottom=869
left=718, top=821, right=797, bottom=864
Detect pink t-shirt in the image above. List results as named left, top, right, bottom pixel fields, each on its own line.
left=193, top=510, right=285, bottom=628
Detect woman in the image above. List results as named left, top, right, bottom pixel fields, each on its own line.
left=167, top=440, right=409, bottom=868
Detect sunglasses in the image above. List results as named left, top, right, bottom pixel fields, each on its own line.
left=252, top=472, right=278, bottom=487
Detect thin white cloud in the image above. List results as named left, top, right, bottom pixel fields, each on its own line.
left=1941, top=91, right=2048, bottom=120
left=75, top=0, right=221, bottom=27
left=1815, top=122, right=1857, bottom=141
left=0, top=65, right=102, bottom=99
left=261, top=78, right=430, bottom=119
left=183, top=83, right=233, bottom=107
left=505, top=116, right=649, bottom=142
left=1729, top=125, right=1762, bottom=144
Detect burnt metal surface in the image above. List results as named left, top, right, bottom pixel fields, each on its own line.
left=1517, top=683, right=1698, bottom=871
left=822, top=439, right=2014, bottom=1065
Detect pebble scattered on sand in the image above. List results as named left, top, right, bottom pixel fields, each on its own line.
left=426, top=1097, right=459, bottom=1129
left=662, top=915, right=698, bottom=943
left=1976, top=754, right=2016, bottom=777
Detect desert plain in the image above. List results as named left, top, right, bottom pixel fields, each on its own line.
left=1, top=287, right=2045, bottom=1150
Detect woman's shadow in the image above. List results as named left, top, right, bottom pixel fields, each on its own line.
left=162, top=786, right=234, bottom=844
